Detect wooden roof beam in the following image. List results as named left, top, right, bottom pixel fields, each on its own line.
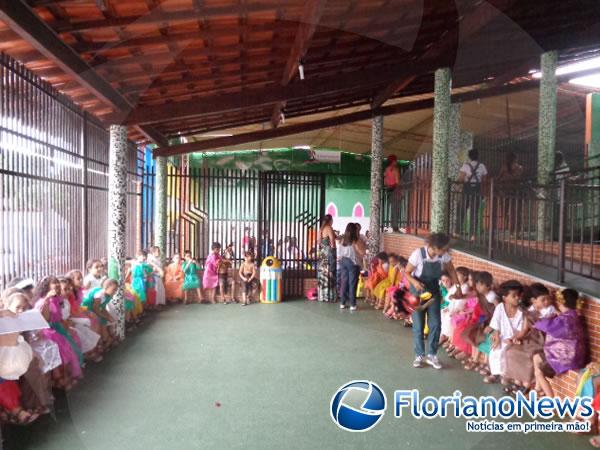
left=51, top=4, right=281, bottom=34
left=153, top=77, right=546, bottom=157
left=271, top=0, right=327, bottom=129
left=0, top=0, right=168, bottom=146
left=125, top=60, right=445, bottom=126
left=371, top=0, right=516, bottom=109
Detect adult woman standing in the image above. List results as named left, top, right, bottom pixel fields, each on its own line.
left=337, top=223, right=366, bottom=311
left=317, top=215, right=337, bottom=302
left=405, top=233, right=461, bottom=369
left=384, top=155, right=402, bottom=231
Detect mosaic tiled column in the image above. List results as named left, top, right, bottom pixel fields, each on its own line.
left=537, top=51, right=558, bottom=241
left=447, top=104, right=462, bottom=235
left=107, top=125, right=128, bottom=340
left=430, top=67, right=452, bottom=233
left=154, top=155, right=167, bottom=265
left=368, top=115, right=384, bottom=255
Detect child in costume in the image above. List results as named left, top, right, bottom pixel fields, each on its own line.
left=438, top=271, right=454, bottom=342
left=219, top=243, right=235, bottom=303
left=83, top=259, right=105, bottom=295
left=532, top=288, right=587, bottom=397
left=82, top=278, right=118, bottom=349
left=373, top=253, right=399, bottom=310
left=460, top=271, right=497, bottom=374
left=203, top=242, right=221, bottom=304
left=239, top=251, right=257, bottom=306
left=503, top=283, right=555, bottom=394
left=147, top=246, right=166, bottom=308
left=129, top=250, right=154, bottom=307
left=383, top=257, right=409, bottom=318
left=34, top=276, right=84, bottom=390
left=443, top=267, right=473, bottom=355
left=0, top=304, right=41, bottom=424
left=485, top=280, right=525, bottom=384
left=365, top=252, right=388, bottom=305
left=182, top=251, right=203, bottom=304
left=59, top=277, right=102, bottom=363
left=164, top=254, right=184, bottom=302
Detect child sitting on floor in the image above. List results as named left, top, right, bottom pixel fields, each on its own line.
left=532, top=288, right=587, bottom=398
left=59, top=277, right=102, bottom=363
left=83, top=259, right=105, bottom=294
left=461, top=271, right=497, bottom=373
left=0, top=307, right=40, bottom=425
left=34, top=277, right=84, bottom=390
left=502, top=283, right=555, bottom=395
left=443, top=267, right=472, bottom=354
left=6, top=291, right=63, bottom=400
left=365, top=252, right=388, bottom=304
left=373, top=253, right=400, bottom=310
left=82, top=279, right=118, bottom=349
left=484, top=280, right=525, bottom=385
left=383, top=257, right=409, bottom=318
left=439, top=271, right=454, bottom=344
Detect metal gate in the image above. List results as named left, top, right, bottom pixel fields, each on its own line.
left=258, top=172, right=325, bottom=298
left=165, top=168, right=324, bottom=299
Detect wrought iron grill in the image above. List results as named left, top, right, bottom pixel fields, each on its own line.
left=0, top=53, right=142, bottom=290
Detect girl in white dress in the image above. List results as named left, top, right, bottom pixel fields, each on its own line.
left=485, top=280, right=525, bottom=384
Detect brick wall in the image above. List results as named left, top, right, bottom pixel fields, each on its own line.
left=383, top=232, right=600, bottom=399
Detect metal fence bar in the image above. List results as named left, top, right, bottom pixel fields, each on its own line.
left=0, top=53, right=142, bottom=290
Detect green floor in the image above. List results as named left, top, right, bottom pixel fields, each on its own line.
left=3, top=301, right=595, bottom=450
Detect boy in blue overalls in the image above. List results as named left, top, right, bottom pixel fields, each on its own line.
left=405, top=233, right=462, bottom=370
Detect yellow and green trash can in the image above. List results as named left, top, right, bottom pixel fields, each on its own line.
left=260, top=256, right=282, bottom=303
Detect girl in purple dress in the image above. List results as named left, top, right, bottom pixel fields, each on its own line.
left=203, top=242, right=221, bottom=304
left=532, top=288, right=587, bottom=397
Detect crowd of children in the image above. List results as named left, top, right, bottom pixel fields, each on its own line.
left=0, top=243, right=260, bottom=430
left=362, top=243, right=588, bottom=397
left=1, top=234, right=597, bottom=445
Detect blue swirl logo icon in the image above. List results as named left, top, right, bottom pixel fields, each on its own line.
left=330, top=380, right=387, bottom=432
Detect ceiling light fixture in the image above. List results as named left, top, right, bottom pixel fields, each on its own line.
left=569, top=74, right=600, bottom=89
left=531, top=55, right=600, bottom=79
left=298, top=59, right=305, bottom=80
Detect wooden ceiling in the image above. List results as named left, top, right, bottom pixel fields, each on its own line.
left=0, top=0, right=599, bottom=153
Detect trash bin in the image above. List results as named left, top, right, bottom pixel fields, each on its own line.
left=260, top=256, right=282, bottom=303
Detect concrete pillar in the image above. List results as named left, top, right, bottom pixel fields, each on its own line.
left=448, top=104, right=462, bottom=180
left=431, top=67, right=452, bottom=233
left=368, top=115, right=384, bottom=255
left=447, top=104, right=461, bottom=235
left=107, top=125, right=128, bottom=340
left=536, top=51, right=558, bottom=241
left=537, top=50, right=558, bottom=185
left=154, top=155, right=168, bottom=265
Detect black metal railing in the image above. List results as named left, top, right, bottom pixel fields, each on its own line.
left=448, top=167, right=600, bottom=283
left=0, top=53, right=143, bottom=290
left=382, top=161, right=600, bottom=283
